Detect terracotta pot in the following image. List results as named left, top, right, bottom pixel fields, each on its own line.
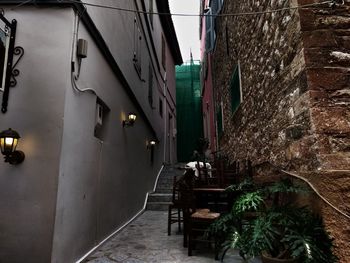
left=261, top=252, right=300, bottom=263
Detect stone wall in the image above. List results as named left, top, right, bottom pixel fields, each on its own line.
left=298, top=1, right=350, bottom=260
left=212, top=0, right=350, bottom=261
left=213, top=0, right=313, bottom=169
left=299, top=0, right=350, bottom=170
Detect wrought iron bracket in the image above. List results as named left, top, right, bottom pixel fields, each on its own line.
left=0, top=11, right=23, bottom=114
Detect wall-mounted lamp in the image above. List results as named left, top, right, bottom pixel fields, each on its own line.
left=147, top=140, right=157, bottom=149
left=0, top=128, right=25, bottom=165
left=123, top=112, right=137, bottom=127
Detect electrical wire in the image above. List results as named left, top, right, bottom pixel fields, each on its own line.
left=10, top=0, right=36, bottom=10
left=258, top=161, right=350, bottom=220
left=281, top=169, right=350, bottom=220
left=70, top=12, right=97, bottom=95
left=58, top=0, right=336, bottom=17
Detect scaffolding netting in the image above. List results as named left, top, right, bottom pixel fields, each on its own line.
left=176, top=60, right=203, bottom=162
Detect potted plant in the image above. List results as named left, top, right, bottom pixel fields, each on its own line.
left=209, top=178, right=338, bottom=263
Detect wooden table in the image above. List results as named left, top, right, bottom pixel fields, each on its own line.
left=193, top=187, right=225, bottom=192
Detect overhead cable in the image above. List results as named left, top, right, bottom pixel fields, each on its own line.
left=53, top=0, right=335, bottom=17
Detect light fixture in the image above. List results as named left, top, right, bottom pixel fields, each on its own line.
left=123, top=112, right=137, bottom=127
left=147, top=140, right=157, bottom=149
left=0, top=128, right=25, bottom=165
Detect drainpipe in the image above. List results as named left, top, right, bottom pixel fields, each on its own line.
left=163, top=71, right=167, bottom=164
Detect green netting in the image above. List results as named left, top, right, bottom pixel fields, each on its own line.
left=176, top=60, right=203, bottom=162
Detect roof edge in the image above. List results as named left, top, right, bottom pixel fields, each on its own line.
left=156, top=0, right=183, bottom=65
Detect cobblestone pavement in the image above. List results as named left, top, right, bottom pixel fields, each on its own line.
left=84, top=211, right=261, bottom=263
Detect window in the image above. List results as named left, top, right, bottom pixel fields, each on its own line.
left=94, top=98, right=110, bottom=140
left=159, top=98, right=163, bottom=117
left=161, top=35, right=166, bottom=69
left=230, top=64, right=242, bottom=114
left=133, top=17, right=142, bottom=77
left=149, top=0, right=154, bottom=28
left=0, top=27, right=10, bottom=92
left=148, top=64, right=153, bottom=107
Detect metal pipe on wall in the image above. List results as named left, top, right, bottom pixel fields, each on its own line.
left=162, top=71, right=167, bottom=164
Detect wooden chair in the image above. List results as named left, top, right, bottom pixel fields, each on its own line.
left=168, top=175, right=183, bottom=235
left=179, top=169, right=221, bottom=259
left=221, top=159, right=253, bottom=187
left=195, top=160, right=218, bottom=187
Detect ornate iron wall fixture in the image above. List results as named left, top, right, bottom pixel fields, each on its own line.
left=0, top=10, right=24, bottom=114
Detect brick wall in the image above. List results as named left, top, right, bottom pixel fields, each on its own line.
left=212, top=0, right=350, bottom=261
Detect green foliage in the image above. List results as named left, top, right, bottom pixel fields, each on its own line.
left=226, top=177, right=255, bottom=192
left=266, top=178, right=309, bottom=195
left=210, top=178, right=338, bottom=262
left=233, top=192, right=264, bottom=215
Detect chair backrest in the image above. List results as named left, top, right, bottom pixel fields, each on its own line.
left=195, top=160, right=210, bottom=186
left=178, top=169, right=196, bottom=213
left=172, top=175, right=185, bottom=204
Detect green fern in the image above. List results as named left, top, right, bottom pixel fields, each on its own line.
left=211, top=179, right=338, bottom=262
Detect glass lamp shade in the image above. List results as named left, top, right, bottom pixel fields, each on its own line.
left=150, top=140, right=156, bottom=146
left=0, top=128, right=20, bottom=155
left=128, top=113, right=137, bottom=123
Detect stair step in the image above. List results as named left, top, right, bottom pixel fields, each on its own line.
left=145, top=165, right=186, bottom=211
left=148, top=193, right=172, bottom=203
left=154, top=188, right=172, bottom=193
left=156, top=184, right=173, bottom=190
left=146, top=202, right=171, bottom=211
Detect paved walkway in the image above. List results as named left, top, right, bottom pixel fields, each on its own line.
left=84, top=211, right=261, bottom=263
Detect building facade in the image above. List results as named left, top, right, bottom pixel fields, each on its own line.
left=199, top=0, right=224, bottom=154
left=211, top=0, right=349, bottom=261
left=0, top=0, right=182, bottom=262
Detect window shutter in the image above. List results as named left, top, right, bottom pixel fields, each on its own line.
left=205, top=9, right=215, bottom=52
left=210, top=0, right=219, bottom=15
left=230, top=65, right=242, bottom=113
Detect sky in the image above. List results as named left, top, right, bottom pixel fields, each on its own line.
left=168, top=0, right=201, bottom=63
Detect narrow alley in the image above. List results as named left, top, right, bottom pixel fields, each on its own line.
left=84, top=211, right=261, bottom=263
left=0, top=0, right=348, bottom=262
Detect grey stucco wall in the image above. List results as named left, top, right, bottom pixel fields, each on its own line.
left=85, top=0, right=166, bottom=131
left=0, top=7, right=73, bottom=263
left=51, top=9, right=164, bottom=263
left=84, top=0, right=178, bottom=164
left=0, top=1, right=177, bottom=261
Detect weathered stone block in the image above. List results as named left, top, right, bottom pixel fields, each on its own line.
left=304, top=48, right=350, bottom=68
left=302, top=30, right=337, bottom=48
left=306, top=67, right=350, bottom=91
left=299, top=9, right=350, bottom=31
left=293, top=91, right=310, bottom=116
left=329, top=136, right=350, bottom=152
left=318, top=153, right=350, bottom=170
left=311, top=107, right=350, bottom=134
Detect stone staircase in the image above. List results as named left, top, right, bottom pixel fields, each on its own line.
left=146, top=165, right=184, bottom=211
